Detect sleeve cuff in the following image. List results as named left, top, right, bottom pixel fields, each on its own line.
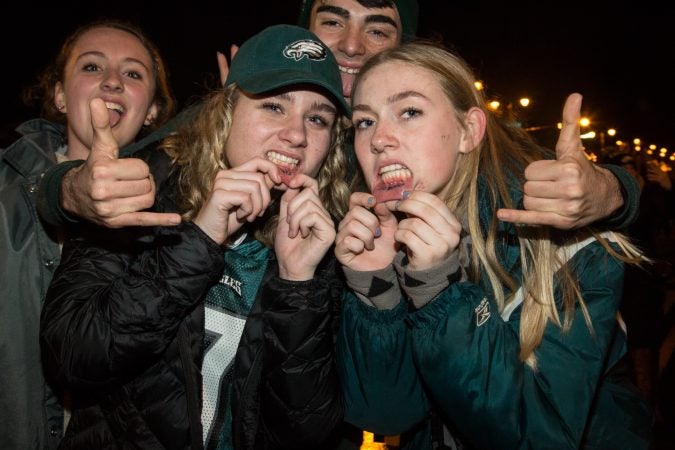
left=342, top=264, right=402, bottom=310
left=36, top=160, right=86, bottom=227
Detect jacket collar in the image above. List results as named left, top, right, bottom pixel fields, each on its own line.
left=1, top=119, right=65, bottom=178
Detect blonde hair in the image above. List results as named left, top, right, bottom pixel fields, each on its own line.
left=162, top=84, right=350, bottom=247
left=355, top=42, right=643, bottom=368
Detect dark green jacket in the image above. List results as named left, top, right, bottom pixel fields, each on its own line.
left=0, top=119, right=65, bottom=449
left=336, top=179, right=653, bottom=449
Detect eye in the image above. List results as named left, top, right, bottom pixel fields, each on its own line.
left=82, top=63, right=100, bottom=72
left=308, top=114, right=331, bottom=128
left=354, top=117, right=375, bottom=130
left=262, top=102, right=283, bottom=113
left=368, top=29, right=389, bottom=39
left=402, top=107, right=422, bottom=120
left=125, top=70, right=142, bottom=80
left=320, top=19, right=342, bottom=28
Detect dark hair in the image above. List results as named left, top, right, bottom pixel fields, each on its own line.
left=23, top=18, right=175, bottom=134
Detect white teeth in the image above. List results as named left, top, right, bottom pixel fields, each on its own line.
left=104, top=102, right=124, bottom=114
left=379, top=164, right=412, bottom=185
left=339, top=65, right=359, bottom=75
left=379, top=163, right=408, bottom=174
left=267, top=151, right=299, bottom=167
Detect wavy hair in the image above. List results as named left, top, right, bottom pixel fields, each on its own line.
left=162, top=84, right=350, bottom=248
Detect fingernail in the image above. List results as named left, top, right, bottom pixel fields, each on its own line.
left=395, top=201, right=401, bottom=210
left=367, top=196, right=375, bottom=206
left=374, top=227, right=381, bottom=237
left=402, top=191, right=410, bottom=199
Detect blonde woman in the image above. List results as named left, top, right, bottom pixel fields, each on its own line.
left=41, top=25, right=350, bottom=449
left=335, top=42, right=653, bottom=449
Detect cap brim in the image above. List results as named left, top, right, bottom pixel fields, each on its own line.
left=237, top=69, right=350, bottom=116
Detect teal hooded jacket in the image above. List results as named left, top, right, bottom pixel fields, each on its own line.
left=336, top=176, right=653, bottom=449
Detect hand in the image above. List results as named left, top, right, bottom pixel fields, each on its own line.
left=275, top=175, right=335, bottom=281
left=646, top=160, right=672, bottom=191
left=335, top=192, right=398, bottom=271
left=217, top=44, right=239, bottom=86
left=61, top=98, right=182, bottom=228
left=392, top=191, right=461, bottom=271
left=193, top=156, right=281, bottom=245
left=497, top=93, right=623, bottom=229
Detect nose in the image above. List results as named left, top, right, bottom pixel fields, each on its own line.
left=337, top=25, right=366, bottom=58
left=371, top=120, right=396, bottom=154
left=101, top=70, right=124, bottom=93
left=278, top=114, right=308, bottom=148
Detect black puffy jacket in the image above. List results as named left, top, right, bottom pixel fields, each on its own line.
left=40, top=147, right=343, bottom=449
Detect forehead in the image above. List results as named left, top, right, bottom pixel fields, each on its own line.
left=312, top=0, right=399, bottom=20
left=355, top=61, right=440, bottom=99
left=70, top=27, right=152, bottom=64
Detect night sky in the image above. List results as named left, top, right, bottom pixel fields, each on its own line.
left=2, top=2, right=672, bottom=156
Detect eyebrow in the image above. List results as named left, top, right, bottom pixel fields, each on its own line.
left=75, top=51, right=151, bottom=73
left=352, top=90, right=429, bottom=113
left=316, top=5, right=398, bottom=29
left=275, top=92, right=337, bottom=115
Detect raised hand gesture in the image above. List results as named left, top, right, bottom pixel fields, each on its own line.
left=61, top=98, right=181, bottom=228
left=497, top=93, right=623, bottom=229
left=275, top=175, right=336, bottom=281
left=216, top=45, right=239, bottom=86
left=335, top=192, right=399, bottom=272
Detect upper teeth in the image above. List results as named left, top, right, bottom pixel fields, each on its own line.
left=339, top=65, right=359, bottom=75
left=105, top=102, right=124, bottom=114
left=380, top=164, right=411, bottom=184
left=267, top=151, right=299, bottom=167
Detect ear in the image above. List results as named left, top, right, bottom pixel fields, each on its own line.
left=144, top=102, right=159, bottom=126
left=458, top=106, right=486, bottom=154
left=54, top=82, right=67, bottom=113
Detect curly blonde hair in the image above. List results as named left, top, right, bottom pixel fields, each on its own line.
left=162, top=84, right=350, bottom=247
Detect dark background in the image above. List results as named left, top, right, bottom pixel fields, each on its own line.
left=2, top=2, right=673, bottom=156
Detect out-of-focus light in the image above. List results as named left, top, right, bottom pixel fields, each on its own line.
left=580, top=131, right=596, bottom=139
left=488, top=100, right=500, bottom=110
left=633, top=138, right=641, bottom=145
left=607, top=128, right=617, bottom=136
left=519, top=98, right=530, bottom=107
left=557, top=122, right=563, bottom=130
left=580, top=117, right=591, bottom=127
left=474, top=81, right=484, bottom=91
left=650, top=144, right=657, bottom=150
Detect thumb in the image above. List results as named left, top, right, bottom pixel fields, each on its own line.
left=373, top=202, right=398, bottom=228
left=555, top=92, right=583, bottom=160
left=89, top=98, right=119, bottom=161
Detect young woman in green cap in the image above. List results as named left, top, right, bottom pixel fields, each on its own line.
left=40, top=24, right=350, bottom=450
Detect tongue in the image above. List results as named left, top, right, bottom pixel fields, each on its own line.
left=107, top=109, right=122, bottom=128
left=373, top=178, right=413, bottom=203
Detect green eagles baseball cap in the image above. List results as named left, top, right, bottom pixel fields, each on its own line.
left=297, top=0, right=419, bottom=41
left=225, top=24, right=350, bottom=115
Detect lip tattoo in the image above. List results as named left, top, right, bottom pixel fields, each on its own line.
left=373, top=163, right=412, bottom=203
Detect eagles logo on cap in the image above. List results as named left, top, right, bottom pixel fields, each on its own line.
left=224, top=24, right=350, bottom=114
left=283, top=40, right=327, bottom=61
